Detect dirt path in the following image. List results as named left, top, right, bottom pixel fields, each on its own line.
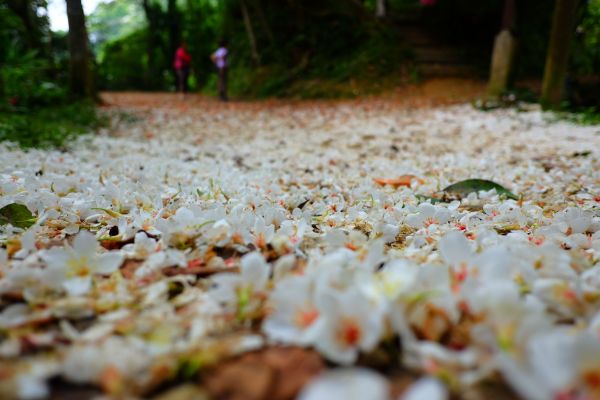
left=100, top=78, right=488, bottom=112
left=98, top=78, right=597, bottom=162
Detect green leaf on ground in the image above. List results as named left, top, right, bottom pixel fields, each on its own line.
left=443, top=179, right=518, bottom=200
left=415, top=194, right=445, bottom=204
left=0, top=203, right=37, bottom=229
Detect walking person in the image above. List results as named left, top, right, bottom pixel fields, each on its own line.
left=174, top=42, right=192, bottom=98
left=211, top=39, right=229, bottom=101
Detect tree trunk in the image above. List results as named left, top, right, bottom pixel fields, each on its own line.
left=66, top=0, right=94, bottom=98
left=185, top=0, right=204, bottom=88
left=167, top=0, right=181, bottom=84
left=540, top=0, right=580, bottom=109
left=375, top=0, right=387, bottom=18
left=141, top=0, right=163, bottom=88
left=240, top=0, right=260, bottom=66
left=501, top=0, right=516, bottom=30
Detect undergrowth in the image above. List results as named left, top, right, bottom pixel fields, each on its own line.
left=554, top=106, right=600, bottom=126
left=203, top=34, right=412, bottom=99
left=0, top=102, right=105, bottom=149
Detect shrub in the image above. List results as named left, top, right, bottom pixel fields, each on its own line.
left=0, top=102, right=104, bottom=149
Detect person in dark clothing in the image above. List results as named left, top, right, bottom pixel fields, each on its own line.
left=211, top=39, right=229, bottom=101
left=174, top=42, right=192, bottom=96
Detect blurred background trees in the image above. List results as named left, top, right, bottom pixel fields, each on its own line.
left=1, top=0, right=64, bottom=108
left=0, top=0, right=101, bottom=147
left=0, top=0, right=599, bottom=105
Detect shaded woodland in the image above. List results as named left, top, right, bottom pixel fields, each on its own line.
left=1, top=0, right=599, bottom=106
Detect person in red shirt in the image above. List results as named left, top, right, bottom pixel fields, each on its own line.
left=173, top=42, right=192, bottom=96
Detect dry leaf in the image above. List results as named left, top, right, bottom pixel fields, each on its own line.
left=202, top=346, right=325, bottom=400
left=373, top=174, right=424, bottom=188
left=120, top=259, right=143, bottom=279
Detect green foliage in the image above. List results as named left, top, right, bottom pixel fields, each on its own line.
left=88, top=0, right=145, bottom=52
left=0, top=101, right=104, bottom=149
left=85, top=0, right=600, bottom=99
left=513, top=1, right=554, bottom=77
left=98, top=29, right=161, bottom=90
left=0, top=1, right=72, bottom=108
left=1, top=49, right=67, bottom=109
left=1, top=2, right=58, bottom=107
left=0, top=203, right=36, bottom=229
left=554, top=107, right=600, bottom=126
left=0, top=4, right=25, bottom=64
left=513, top=0, right=600, bottom=79
left=88, top=0, right=413, bottom=96
left=0, top=0, right=99, bottom=149
left=212, top=0, right=412, bottom=98
left=443, top=179, right=519, bottom=200
left=89, top=0, right=151, bottom=90
left=90, top=0, right=600, bottom=98
left=571, top=0, right=600, bottom=75
left=255, top=35, right=411, bottom=99
left=181, top=0, right=220, bottom=88
left=91, top=0, right=220, bottom=91
left=4, top=0, right=591, bottom=101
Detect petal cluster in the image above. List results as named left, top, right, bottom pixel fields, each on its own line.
left=0, top=102, right=599, bottom=399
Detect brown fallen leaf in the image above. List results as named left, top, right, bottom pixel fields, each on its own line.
left=373, top=175, right=424, bottom=188
left=100, top=237, right=134, bottom=250
left=162, top=265, right=239, bottom=277
left=204, top=360, right=273, bottom=400
left=1, top=291, right=24, bottom=303
left=389, top=372, right=420, bottom=399
left=120, top=259, right=143, bottom=279
left=100, top=366, right=124, bottom=395
left=202, top=346, right=325, bottom=400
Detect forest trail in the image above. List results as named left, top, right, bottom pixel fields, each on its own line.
left=100, top=78, right=488, bottom=112
left=97, top=77, right=596, bottom=161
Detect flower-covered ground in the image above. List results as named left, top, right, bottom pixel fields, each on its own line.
left=1, top=91, right=599, bottom=400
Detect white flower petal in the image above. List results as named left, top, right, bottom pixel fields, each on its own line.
left=72, top=231, right=99, bottom=255
left=438, top=231, right=471, bottom=266
left=63, top=277, right=92, bottom=297
left=95, top=252, right=124, bottom=275
left=401, top=377, right=448, bottom=400
left=299, top=368, right=389, bottom=400
left=240, top=251, right=269, bottom=290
